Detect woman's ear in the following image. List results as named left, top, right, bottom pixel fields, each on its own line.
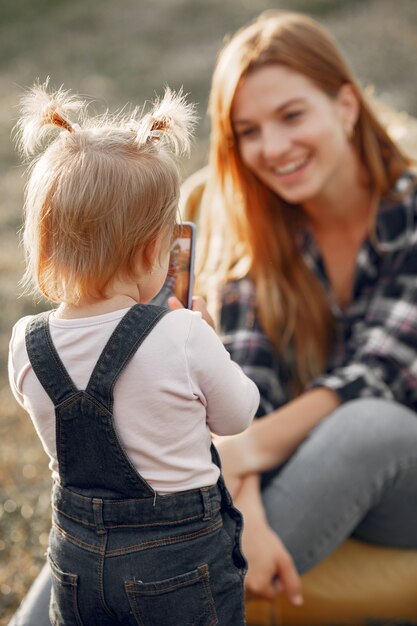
left=336, top=83, right=360, bottom=138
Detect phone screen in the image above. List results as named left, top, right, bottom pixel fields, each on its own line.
left=169, top=222, right=196, bottom=309
left=151, top=222, right=196, bottom=309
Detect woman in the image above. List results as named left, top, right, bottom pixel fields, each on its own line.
left=191, top=9, right=417, bottom=603
left=8, top=10, right=417, bottom=624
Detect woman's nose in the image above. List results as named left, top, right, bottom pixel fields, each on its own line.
left=261, top=127, right=291, bottom=160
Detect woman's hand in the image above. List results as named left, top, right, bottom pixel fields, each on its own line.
left=243, top=516, right=302, bottom=603
left=168, top=295, right=216, bottom=330
left=236, top=475, right=303, bottom=605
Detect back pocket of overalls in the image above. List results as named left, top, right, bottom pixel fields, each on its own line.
left=47, top=551, right=84, bottom=626
left=125, top=562, right=218, bottom=626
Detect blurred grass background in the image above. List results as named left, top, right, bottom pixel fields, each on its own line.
left=0, top=0, right=416, bottom=622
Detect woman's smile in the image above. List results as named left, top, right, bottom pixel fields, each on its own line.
left=272, top=155, right=311, bottom=177
left=268, top=154, right=314, bottom=190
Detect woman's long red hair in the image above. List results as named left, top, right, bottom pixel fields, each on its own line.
left=194, top=11, right=413, bottom=392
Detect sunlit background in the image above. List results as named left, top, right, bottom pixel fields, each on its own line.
left=1, top=0, right=416, bottom=621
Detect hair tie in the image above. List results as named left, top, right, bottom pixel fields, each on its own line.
left=148, top=129, right=163, bottom=142
left=135, top=87, right=197, bottom=156
left=43, top=109, right=74, bottom=133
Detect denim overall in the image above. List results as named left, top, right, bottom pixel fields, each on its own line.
left=25, top=304, right=247, bottom=626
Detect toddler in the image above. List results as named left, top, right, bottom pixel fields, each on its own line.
left=8, top=81, right=259, bottom=625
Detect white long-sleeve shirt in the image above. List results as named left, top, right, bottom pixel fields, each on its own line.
left=9, top=307, right=259, bottom=493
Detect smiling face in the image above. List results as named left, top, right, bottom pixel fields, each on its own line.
left=231, top=64, right=359, bottom=209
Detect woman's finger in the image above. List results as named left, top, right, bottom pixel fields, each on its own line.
left=275, top=552, right=303, bottom=606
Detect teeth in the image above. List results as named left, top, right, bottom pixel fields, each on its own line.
left=274, top=158, right=307, bottom=175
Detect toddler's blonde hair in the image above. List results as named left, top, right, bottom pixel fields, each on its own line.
left=16, top=79, right=196, bottom=304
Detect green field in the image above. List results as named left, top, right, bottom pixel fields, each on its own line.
left=1, top=0, right=416, bottom=622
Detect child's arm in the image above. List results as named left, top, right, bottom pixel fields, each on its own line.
left=185, top=311, right=260, bottom=435
left=8, top=318, right=31, bottom=409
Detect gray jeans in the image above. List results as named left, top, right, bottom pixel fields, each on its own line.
left=9, top=398, right=417, bottom=625
left=263, top=398, right=417, bottom=574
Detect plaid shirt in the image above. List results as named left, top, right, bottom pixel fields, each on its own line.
left=220, top=176, right=417, bottom=417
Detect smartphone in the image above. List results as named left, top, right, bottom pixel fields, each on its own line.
left=167, top=221, right=196, bottom=309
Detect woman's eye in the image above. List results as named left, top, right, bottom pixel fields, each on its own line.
left=235, top=127, right=258, bottom=139
left=284, top=110, right=304, bottom=122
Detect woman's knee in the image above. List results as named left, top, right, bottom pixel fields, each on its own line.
left=316, top=397, right=417, bottom=461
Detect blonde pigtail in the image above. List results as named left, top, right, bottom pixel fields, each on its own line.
left=15, top=78, right=84, bottom=156
left=135, top=87, right=198, bottom=156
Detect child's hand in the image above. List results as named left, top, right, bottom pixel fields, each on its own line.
left=191, top=296, right=216, bottom=330
left=168, top=296, right=216, bottom=330
left=167, top=296, right=184, bottom=311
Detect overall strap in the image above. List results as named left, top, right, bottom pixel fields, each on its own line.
left=25, top=305, right=169, bottom=407
left=86, top=304, right=168, bottom=410
left=25, top=311, right=77, bottom=405
left=26, top=304, right=169, bottom=499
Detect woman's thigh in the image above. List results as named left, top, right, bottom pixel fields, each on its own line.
left=262, top=398, right=417, bottom=574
